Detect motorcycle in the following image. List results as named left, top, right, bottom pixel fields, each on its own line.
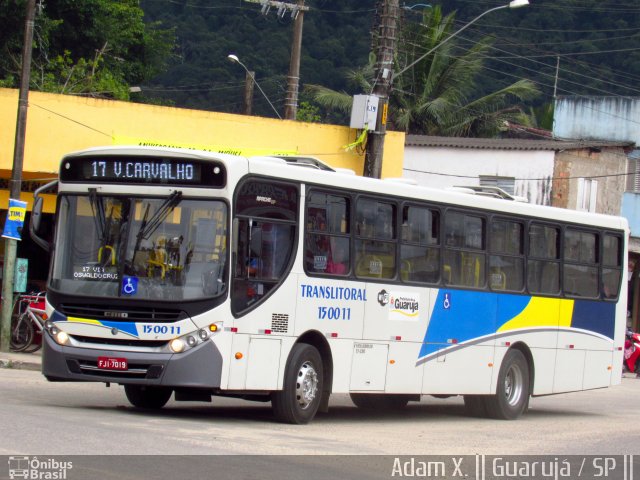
left=623, top=329, right=640, bottom=375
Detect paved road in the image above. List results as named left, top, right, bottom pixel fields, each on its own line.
left=1, top=368, right=639, bottom=457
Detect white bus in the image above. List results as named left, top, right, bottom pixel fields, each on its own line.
left=31, top=146, right=628, bottom=424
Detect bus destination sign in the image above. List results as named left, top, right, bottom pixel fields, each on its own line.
left=60, top=155, right=226, bottom=187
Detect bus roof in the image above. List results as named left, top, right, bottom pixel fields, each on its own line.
left=58, top=146, right=629, bottom=232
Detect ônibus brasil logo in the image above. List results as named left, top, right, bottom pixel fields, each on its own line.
left=8, top=456, right=73, bottom=479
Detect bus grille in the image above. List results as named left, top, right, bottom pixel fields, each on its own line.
left=69, top=335, right=168, bottom=348
left=59, top=304, right=186, bottom=322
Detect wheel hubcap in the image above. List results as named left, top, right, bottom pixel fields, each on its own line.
left=504, top=363, right=524, bottom=407
left=295, top=361, right=319, bottom=410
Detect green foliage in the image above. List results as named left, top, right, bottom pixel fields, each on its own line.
left=0, top=0, right=175, bottom=99
left=307, top=5, right=539, bottom=137
left=297, top=101, right=322, bottom=123
left=530, top=103, right=555, bottom=131
left=35, top=50, right=130, bottom=100
left=137, top=0, right=374, bottom=116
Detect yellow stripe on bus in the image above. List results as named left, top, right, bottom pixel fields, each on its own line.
left=66, top=317, right=103, bottom=326
left=498, top=297, right=574, bottom=332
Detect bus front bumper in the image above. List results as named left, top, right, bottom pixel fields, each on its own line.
left=42, top=333, right=223, bottom=388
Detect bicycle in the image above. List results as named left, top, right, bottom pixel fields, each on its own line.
left=10, top=292, right=47, bottom=353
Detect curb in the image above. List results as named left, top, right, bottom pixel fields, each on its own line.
left=0, top=357, right=41, bottom=372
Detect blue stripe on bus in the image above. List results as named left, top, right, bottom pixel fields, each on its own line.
left=419, top=290, right=531, bottom=358
left=571, top=300, right=616, bottom=339
left=418, top=290, right=616, bottom=361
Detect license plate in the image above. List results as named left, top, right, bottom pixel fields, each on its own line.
left=97, top=357, right=128, bottom=371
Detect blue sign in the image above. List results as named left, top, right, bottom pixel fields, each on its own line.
left=122, top=276, right=138, bottom=296
left=2, top=199, right=27, bottom=240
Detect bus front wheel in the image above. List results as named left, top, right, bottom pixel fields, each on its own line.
left=272, top=343, right=323, bottom=424
left=124, top=385, right=173, bottom=409
left=484, top=349, right=530, bottom=420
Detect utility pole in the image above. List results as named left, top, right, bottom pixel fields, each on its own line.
left=284, top=0, right=305, bottom=120
left=553, top=56, right=560, bottom=99
left=243, top=70, right=255, bottom=115
left=1, top=0, right=36, bottom=352
left=244, top=0, right=309, bottom=119
left=364, top=0, right=399, bottom=178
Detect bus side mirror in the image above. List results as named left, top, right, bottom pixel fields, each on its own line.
left=30, top=196, right=50, bottom=252
left=30, top=179, right=58, bottom=252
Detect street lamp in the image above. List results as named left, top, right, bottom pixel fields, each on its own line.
left=227, top=54, right=282, bottom=120
left=393, top=0, right=529, bottom=80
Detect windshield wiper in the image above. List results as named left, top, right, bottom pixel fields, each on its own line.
left=88, top=188, right=106, bottom=243
left=89, top=189, right=120, bottom=265
left=133, top=190, right=183, bottom=251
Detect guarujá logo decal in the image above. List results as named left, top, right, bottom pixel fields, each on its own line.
left=378, top=289, right=420, bottom=321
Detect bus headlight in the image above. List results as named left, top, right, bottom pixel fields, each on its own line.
left=55, top=330, right=70, bottom=346
left=170, top=338, right=185, bottom=353
left=167, top=323, right=223, bottom=354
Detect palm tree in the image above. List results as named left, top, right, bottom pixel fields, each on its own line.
left=306, top=6, right=540, bottom=137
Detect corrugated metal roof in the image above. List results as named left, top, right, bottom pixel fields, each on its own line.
left=405, top=135, right=634, bottom=151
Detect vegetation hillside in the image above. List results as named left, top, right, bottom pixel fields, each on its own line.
left=2, top=0, right=639, bottom=131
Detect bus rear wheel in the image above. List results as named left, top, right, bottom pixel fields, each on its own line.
left=350, top=393, right=411, bottom=410
left=484, top=349, right=530, bottom=420
left=124, top=385, right=173, bottom=409
left=272, top=343, right=323, bottom=424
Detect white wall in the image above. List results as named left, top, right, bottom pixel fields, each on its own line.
left=403, top=146, right=556, bottom=205
left=554, top=97, right=640, bottom=143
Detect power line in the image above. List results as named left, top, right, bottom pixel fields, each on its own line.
left=403, top=166, right=633, bottom=182
left=31, top=103, right=111, bottom=137
left=454, top=21, right=640, bottom=94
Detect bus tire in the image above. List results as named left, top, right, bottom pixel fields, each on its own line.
left=124, top=385, right=173, bottom=409
left=350, top=393, right=411, bottom=410
left=484, top=349, right=530, bottom=420
left=272, top=343, right=323, bottom=424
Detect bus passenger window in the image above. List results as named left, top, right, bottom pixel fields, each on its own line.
left=563, top=229, right=599, bottom=298
left=443, top=211, right=485, bottom=288
left=489, top=219, right=524, bottom=292
left=602, top=234, right=622, bottom=300
left=304, top=192, right=350, bottom=276
left=527, top=223, right=560, bottom=295
left=355, top=198, right=396, bottom=279
left=400, top=205, right=440, bottom=284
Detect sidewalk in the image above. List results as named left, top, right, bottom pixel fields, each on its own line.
left=0, top=349, right=42, bottom=371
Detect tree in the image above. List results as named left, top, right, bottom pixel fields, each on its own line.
left=306, top=6, right=540, bottom=137
left=0, top=0, right=175, bottom=100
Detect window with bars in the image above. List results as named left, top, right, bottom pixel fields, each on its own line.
left=479, top=176, right=516, bottom=195
left=628, top=149, right=640, bottom=192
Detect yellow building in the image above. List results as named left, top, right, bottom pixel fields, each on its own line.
left=0, top=88, right=405, bottom=287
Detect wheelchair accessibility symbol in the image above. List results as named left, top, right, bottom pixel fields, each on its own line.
left=443, top=293, right=451, bottom=309
left=122, top=276, right=138, bottom=296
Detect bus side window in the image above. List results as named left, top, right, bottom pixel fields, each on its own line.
left=400, top=205, right=440, bottom=284
left=354, top=198, right=396, bottom=280
left=527, top=223, right=560, bottom=295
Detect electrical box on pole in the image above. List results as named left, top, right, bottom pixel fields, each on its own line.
left=350, top=95, right=379, bottom=131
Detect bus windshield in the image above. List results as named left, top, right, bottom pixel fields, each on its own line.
left=50, top=194, right=228, bottom=301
